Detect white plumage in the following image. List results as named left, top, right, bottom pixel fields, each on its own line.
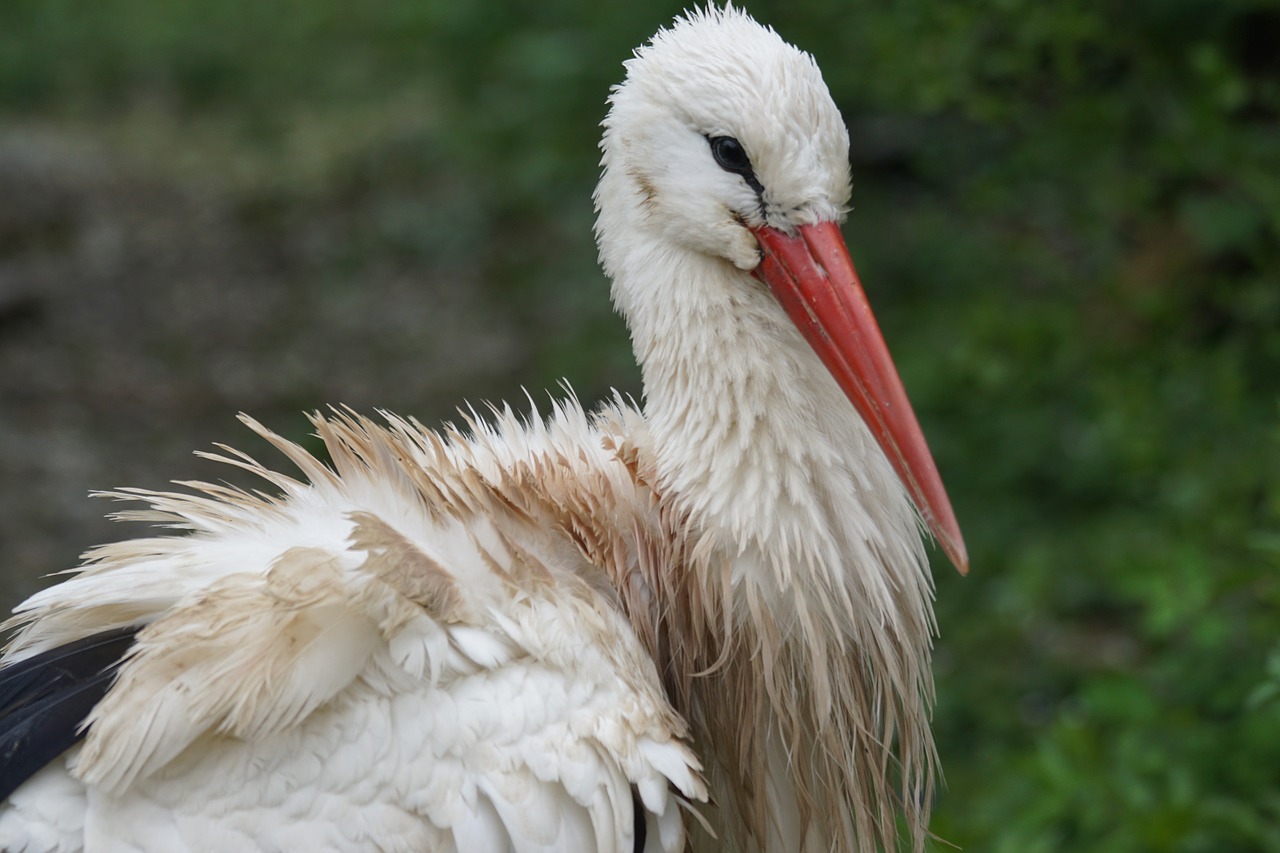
left=4, top=404, right=702, bottom=852
left=0, top=7, right=965, bottom=853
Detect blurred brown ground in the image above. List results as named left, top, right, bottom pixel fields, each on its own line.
left=0, top=123, right=532, bottom=609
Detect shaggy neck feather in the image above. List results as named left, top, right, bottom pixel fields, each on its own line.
left=597, top=160, right=939, bottom=853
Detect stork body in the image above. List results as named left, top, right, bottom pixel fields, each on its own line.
left=0, top=8, right=965, bottom=853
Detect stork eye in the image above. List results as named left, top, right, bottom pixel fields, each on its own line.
left=709, top=136, right=752, bottom=175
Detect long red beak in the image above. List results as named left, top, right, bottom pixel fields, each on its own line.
left=752, top=221, right=968, bottom=575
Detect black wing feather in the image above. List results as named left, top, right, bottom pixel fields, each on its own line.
left=0, top=626, right=139, bottom=802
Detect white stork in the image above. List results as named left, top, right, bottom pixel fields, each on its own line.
left=0, top=6, right=966, bottom=853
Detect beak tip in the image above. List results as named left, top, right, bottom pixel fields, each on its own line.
left=939, top=529, right=969, bottom=576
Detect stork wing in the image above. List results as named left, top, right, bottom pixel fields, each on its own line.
left=0, top=627, right=139, bottom=802
left=0, top=405, right=704, bottom=853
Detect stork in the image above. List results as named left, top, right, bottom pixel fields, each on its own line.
left=0, top=6, right=966, bottom=853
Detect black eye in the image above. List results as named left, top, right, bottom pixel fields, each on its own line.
left=709, top=136, right=752, bottom=175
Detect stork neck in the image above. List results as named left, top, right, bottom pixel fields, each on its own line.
left=597, top=178, right=937, bottom=853
left=614, top=242, right=903, bottom=569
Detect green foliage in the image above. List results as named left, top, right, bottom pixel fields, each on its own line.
left=2, top=0, right=1276, bottom=848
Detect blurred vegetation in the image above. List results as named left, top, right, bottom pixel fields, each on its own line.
left=2, top=0, right=1277, bottom=849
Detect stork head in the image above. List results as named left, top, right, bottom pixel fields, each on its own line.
left=596, top=5, right=967, bottom=573
left=599, top=5, right=850, bottom=267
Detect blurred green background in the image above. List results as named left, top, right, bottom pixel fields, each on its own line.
left=1, top=0, right=1277, bottom=849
